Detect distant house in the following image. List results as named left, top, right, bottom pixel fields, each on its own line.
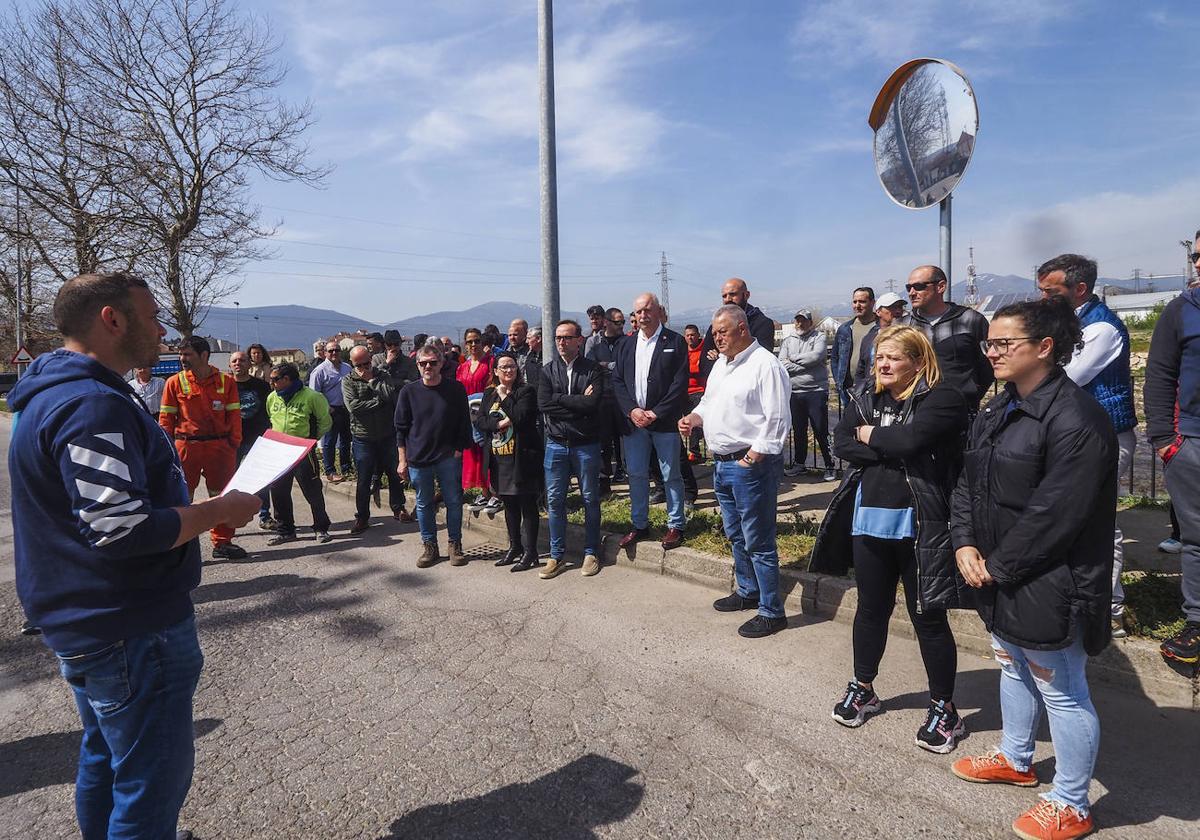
left=1103, top=290, right=1180, bottom=322
left=270, top=348, right=309, bottom=366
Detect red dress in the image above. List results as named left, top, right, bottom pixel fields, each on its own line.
left=457, top=356, right=494, bottom=490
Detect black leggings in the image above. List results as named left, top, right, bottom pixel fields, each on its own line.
left=502, top=493, right=540, bottom=557
left=852, top=535, right=956, bottom=701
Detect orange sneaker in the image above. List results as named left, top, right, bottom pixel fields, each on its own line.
left=1012, top=799, right=1094, bottom=840
left=951, top=751, right=1038, bottom=787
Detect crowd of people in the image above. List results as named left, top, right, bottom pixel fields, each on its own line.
left=7, top=248, right=1200, bottom=839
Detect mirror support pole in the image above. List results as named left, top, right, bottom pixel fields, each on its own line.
left=538, top=0, right=561, bottom=365
left=939, top=194, right=952, bottom=302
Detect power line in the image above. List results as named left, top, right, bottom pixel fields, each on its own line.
left=241, top=268, right=654, bottom=287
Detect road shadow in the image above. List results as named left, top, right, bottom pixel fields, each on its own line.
left=378, top=753, right=643, bottom=839
left=0, top=717, right=222, bottom=798
left=192, top=574, right=318, bottom=605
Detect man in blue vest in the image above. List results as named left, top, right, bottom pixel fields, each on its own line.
left=1037, top=253, right=1137, bottom=638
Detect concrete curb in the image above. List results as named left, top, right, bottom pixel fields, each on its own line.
left=324, top=479, right=1198, bottom=710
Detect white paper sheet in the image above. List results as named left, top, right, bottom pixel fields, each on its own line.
left=221, top=432, right=315, bottom=496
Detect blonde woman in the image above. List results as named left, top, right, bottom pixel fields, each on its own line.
left=810, top=325, right=970, bottom=752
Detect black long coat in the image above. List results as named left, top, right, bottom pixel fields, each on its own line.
left=809, top=378, right=971, bottom=612
left=474, top=384, right=543, bottom=496
left=950, top=370, right=1117, bottom=654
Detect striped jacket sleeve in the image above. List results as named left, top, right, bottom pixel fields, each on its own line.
left=53, top=395, right=182, bottom=556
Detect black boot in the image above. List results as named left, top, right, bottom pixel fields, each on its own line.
left=496, top=546, right=522, bottom=567
left=511, top=551, right=540, bottom=572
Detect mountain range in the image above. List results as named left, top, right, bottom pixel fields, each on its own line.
left=182, top=301, right=587, bottom=353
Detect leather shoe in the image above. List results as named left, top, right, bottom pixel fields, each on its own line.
left=511, top=554, right=540, bottom=572
left=619, top=527, right=650, bottom=548
left=713, top=593, right=759, bottom=612
left=495, top=546, right=522, bottom=566
left=738, top=614, right=788, bottom=638
left=661, top=528, right=683, bottom=550
left=349, top=517, right=369, bottom=535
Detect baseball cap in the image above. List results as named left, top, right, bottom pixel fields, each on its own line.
left=875, top=292, right=906, bottom=310
left=794, top=309, right=814, bottom=321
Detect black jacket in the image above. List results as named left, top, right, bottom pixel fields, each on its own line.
left=950, top=369, right=1117, bottom=654
left=699, top=304, right=776, bottom=378
left=611, top=327, right=690, bottom=434
left=474, top=384, right=543, bottom=494
left=910, top=303, right=993, bottom=408
left=810, top=379, right=970, bottom=612
left=537, top=354, right=605, bottom=445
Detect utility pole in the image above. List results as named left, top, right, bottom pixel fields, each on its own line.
left=233, top=301, right=240, bottom=349
left=886, top=278, right=895, bottom=293
left=963, top=246, right=979, bottom=307
left=254, top=315, right=261, bottom=344
left=537, top=0, right=561, bottom=365
left=1181, top=240, right=1194, bottom=289
left=1132, top=268, right=1142, bottom=294
left=658, top=251, right=671, bottom=319
left=1033, top=265, right=1039, bottom=296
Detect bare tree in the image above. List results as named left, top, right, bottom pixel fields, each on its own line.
left=875, top=64, right=950, bottom=207
left=1, top=0, right=326, bottom=339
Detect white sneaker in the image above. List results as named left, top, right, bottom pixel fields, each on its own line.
left=823, top=468, right=839, bottom=482
left=468, top=497, right=489, bottom=512
left=1158, top=537, right=1183, bottom=554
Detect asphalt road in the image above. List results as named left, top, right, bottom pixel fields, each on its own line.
left=0, top=413, right=1196, bottom=839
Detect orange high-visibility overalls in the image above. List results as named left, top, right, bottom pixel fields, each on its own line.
left=159, top=368, right=243, bottom=546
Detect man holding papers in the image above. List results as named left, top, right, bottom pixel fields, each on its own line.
left=265, top=362, right=334, bottom=545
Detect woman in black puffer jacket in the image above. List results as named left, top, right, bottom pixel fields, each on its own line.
left=810, top=324, right=970, bottom=753
left=948, top=295, right=1116, bottom=840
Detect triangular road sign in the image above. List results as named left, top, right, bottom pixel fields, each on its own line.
left=11, top=345, right=33, bottom=364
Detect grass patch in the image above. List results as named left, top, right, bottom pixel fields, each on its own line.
left=562, top=495, right=819, bottom=566
left=1117, top=494, right=1171, bottom=511
left=1122, top=570, right=1187, bottom=640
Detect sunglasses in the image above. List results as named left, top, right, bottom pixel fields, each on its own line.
left=1191, top=252, right=1200, bottom=262
left=465, top=339, right=480, bottom=345
left=416, top=360, right=439, bottom=368
left=905, top=281, right=933, bottom=292
left=554, top=335, right=580, bottom=342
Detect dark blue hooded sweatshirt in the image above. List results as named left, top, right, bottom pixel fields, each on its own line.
left=7, top=349, right=198, bottom=653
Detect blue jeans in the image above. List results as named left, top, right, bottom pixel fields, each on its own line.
left=55, top=615, right=204, bottom=840
left=351, top=436, right=405, bottom=520
left=993, top=635, right=1099, bottom=815
left=544, top=439, right=601, bottom=559
left=409, top=455, right=463, bottom=543
left=320, top=405, right=352, bottom=475
left=624, top=427, right=686, bottom=530
left=713, top=454, right=784, bottom=619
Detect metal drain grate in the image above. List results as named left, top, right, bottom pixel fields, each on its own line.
left=463, top=543, right=506, bottom=560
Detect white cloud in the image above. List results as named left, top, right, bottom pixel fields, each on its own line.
left=283, top=3, right=688, bottom=178
left=791, top=0, right=1080, bottom=72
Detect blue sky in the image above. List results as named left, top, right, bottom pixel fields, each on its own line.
left=237, top=0, right=1200, bottom=322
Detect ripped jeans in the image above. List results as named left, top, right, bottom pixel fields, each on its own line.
left=992, top=635, right=1099, bottom=815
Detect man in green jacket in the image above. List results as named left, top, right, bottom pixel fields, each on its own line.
left=265, top=362, right=333, bottom=545
left=343, top=346, right=412, bottom=533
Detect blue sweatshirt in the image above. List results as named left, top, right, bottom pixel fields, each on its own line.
left=7, top=350, right=197, bottom=653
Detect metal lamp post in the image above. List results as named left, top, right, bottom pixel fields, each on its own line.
left=538, top=0, right=561, bottom=364
left=233, top=301, right=240, bottom=349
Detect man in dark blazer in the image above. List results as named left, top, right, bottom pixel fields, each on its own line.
left=613, top=292, right=690, bottom=550
left=537, top=319, right=606, bottom=579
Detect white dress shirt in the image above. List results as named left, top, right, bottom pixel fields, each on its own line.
left=564, top=357, right=575, bottom=394
left=634, top=324, right=662, bottom=409
left=694, top=340, right=792, bottom=455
